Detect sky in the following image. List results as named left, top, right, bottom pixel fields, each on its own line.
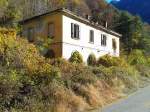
left=106, top=0, right=112, bottom=3
left=106, top=0, right=120, bottom=3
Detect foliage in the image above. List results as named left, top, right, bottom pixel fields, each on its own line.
left=98, top=66, right=139, bottom=89
left=87, top=53, right=97, bottom=66
left=0, top=0, right=150, bottom=109
left=148, top=57, right=150, bottom=66
left=142, top=24, right=150, bottom=54
left=0, top=28, right=53, bottom=75
left=114, top=11, right=147, bottom=52
left=0, top=29, right=149, bottom=112
left=0, top=0, right=149, bottom=54
left=69, top=51, right=83, bottom=64
left=0, top=0, right=22, bottom=28
left=127, top=49, right=147, bottom=65
left=136, top=65, right=150, bottom=78
left=36, top=36, right=52, bottom=56
left=97, top=54, right=128, bottom=67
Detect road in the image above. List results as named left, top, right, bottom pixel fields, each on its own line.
left=101, top=86, right=150, bottom=112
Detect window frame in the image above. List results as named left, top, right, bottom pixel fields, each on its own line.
left=89, top=30, right=94, bottom=43
left=101, top=34, right=107, bottom=46
left=71, top=23, right=80, bottom=40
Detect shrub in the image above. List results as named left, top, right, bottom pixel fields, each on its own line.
left=136, top=65, right=150, bottom=78
left=128, top=49, right=147, bottom=65
left=0, top=28, right=52, bottom=75
left=148, top=57, right=150, bottom=67
left=1, top=28, right=149, bottom=112
left=0, top=70, right=21, bottom=109
left=69, top=51, right=83, bottom=64
left=87, top=53, right=96, bottom=66
left=96, top=66, right=139, bottom=90
left=97, top=54, right=128, bottom=67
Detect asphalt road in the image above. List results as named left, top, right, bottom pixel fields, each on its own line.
left=101, top=86, right=150, bottom=112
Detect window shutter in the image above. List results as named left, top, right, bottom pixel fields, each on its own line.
left=90, top=30, right=94, bottom=42
left=28, top=28, right=34, bottom=42
left=104, top=36, right=105, bottom=46
left=78, top=25, right=80, bottom=39
left=104, top=35, right=107, bottom=46
left=77, top=25, right=79, bottom=39
left=71, top=23, right=74, bottom=38
left=101, top=34, right=103, bottom=45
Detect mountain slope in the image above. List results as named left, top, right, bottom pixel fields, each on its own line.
left=111, top=0, right=150, bottom=23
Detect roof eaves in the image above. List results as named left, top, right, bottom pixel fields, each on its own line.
left=61, top=8, right=122, bottom=37
left=19, top=8, right=63, bottom=24
left=19, top=8, right=122, bottom=37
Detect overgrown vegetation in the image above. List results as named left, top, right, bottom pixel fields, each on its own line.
left=97, top=54, right=128, bottom=67
left=0, top=0, right=150, bottom=111
left=69, top=51, right=83, bottom=64
left=1, top=0, right=150, bottom=54
left=0, top=29, right=149, bottom=112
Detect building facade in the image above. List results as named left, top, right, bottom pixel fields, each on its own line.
left=21, top=8, right=121, bottom=62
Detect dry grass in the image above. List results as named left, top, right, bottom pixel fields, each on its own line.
left=50, top=86, right=89, bottom=112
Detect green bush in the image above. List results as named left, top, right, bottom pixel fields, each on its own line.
left=1, top=28, right=150, bottom=112
left=0, top=28, right=52, bottom=75
left=148, top=57, right=150, bottom=66
left=87, top=53, right=96, bottom=66
left=69, top=51, right=83, bottom=64
left=128, top=49, right=147, bottom=65
left=97, top=54, right=128, bottom=67
left=95, top=66, right=139, bottom=90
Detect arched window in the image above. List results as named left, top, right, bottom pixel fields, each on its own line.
left=44, top=49, right=55, bottom=58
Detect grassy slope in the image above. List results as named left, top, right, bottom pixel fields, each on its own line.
left=0, top=28, right=150, bottom=112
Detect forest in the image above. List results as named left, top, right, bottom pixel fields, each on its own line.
left=0, top=0, right=150, bottom=112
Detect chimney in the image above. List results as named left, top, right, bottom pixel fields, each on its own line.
left=85, top=14, right=91, bottom=20
left=95, top=21, right=99, bottom=25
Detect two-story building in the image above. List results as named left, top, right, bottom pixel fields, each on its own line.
left=20, top=8, right=121, bottom=62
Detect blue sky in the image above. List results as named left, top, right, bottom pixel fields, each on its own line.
left=106, top=0, right=112, bottom=3
left=106, top=0, right=120, bottom=3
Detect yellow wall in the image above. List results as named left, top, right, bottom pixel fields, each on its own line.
left=22, top=13, right=63, bottom=58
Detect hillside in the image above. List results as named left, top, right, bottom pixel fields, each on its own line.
left=111, top=0, right=150, bottom=23
left=0, top=0, right=117, bottom=28
left=0, top=28, right=150, bottom=112
left=0, top=0, right=150, bottom=112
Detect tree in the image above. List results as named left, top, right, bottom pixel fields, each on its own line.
left=0, top=0, right=8, bottom=16
left=115, top=11, right=133, bottom=52
left=130, top=16, right=143, bottom=49
left=114, top=11, right=145, bottom=53
left=0, top=0, right=22, bottom=28
left=69, top=51, right=83, bottom=64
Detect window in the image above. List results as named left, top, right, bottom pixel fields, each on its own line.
left=28, top=27, right=34, bottom=42
left=89, top=30, right=94, bottom=43
left=101, top=34, right=107, bottom=46
left=48, top=23, right=55, bottom=38
left=112, top=38, right=117, bottom=51
left=71, top=23, right=80, bottom=39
